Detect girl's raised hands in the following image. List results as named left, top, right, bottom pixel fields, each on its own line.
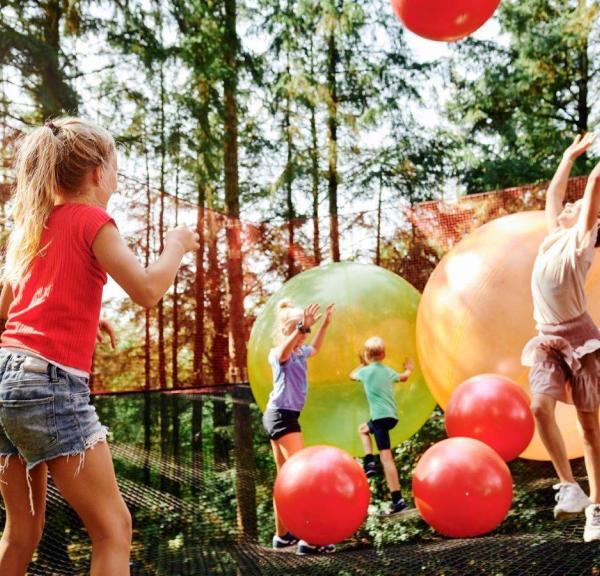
left=564, top=133, right=596, bottom=162
left=302, top=303, right=322, bottom=329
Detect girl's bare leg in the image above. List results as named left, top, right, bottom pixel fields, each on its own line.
left=47, top=443, right=132, bottom=576
left=577, top=409, right=600, bottom=502
left=531, top=394, right=575, bottom=483
left=271, top=432, right=304, bottom=536
left=0, top=458, right=47, bottom=576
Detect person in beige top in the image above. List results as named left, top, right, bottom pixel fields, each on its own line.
left=522, top=133, right=600, bottom=542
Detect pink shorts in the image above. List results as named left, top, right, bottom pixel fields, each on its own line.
left=523, top=312, right=600, bottom=412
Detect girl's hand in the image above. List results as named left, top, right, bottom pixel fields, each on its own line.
left=323, top=303, right=335, bottom=325
left=563, top=133, right=596, bottom=163
left=303, top=303, right=322, bottom=329
left=359, top=351, right=367, bottom=365
left=97, top=318, right=117, bottom=349
left=166, top=226, right=200, bottom=253
left=404, top=358, right=414, bottom=372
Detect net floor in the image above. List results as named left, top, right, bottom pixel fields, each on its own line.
left=3, top=389, right=599, bottom=576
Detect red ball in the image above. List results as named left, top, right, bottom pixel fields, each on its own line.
left=412, top=437, right=512, bottom=537
left=390, top=0, right=501, bottom=42
left=445, top=374, right=534, bottom=461
left=273, top=445, right=370, bottom=545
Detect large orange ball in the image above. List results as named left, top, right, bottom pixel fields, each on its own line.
left=413, top=437, right=513, bottom=537
left=390, top=0, right=501, bottom=42
left=274, top=445, right=370, bottom=545
left=416, top=211, right=600, bottom=460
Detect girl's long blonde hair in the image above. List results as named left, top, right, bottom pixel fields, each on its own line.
left=3, top=117, right=115, bottom=285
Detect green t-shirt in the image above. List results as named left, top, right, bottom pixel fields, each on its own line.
left=355, top=362, right=400, bottom=420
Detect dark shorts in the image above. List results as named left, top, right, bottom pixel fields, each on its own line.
left=262, top=408, right=301, bottom=441
left=367, top=417, right=398, bottom=451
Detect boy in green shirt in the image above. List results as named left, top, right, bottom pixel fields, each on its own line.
left=350, top=336, right=413, bottom=515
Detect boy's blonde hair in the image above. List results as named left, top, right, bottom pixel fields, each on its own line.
left=273, top=299, right=303, bottom=344
left=364, top=336, right=385, bottom=362
left=4, top=117, right=115, bottom=284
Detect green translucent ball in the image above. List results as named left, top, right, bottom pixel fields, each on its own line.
left=248, top=262, right=435, bottom=456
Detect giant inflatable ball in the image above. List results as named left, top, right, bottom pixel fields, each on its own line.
left=413, top=437, right=513, bottom=538
left=390, top=0, right=501, bottom=43
left=417, top=211, right=600, bottom=460
left=274, top=445, right=370, bottom=545
left=248, top=262, right=436, bottom=456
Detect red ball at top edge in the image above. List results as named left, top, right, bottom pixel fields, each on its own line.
left=273, top=445, right=370, bottom=546
left=445, top=373, right=535, bottom=461
left=390, top=0, right=501, bottom=42
left=412, top=437, right=513, bottom=538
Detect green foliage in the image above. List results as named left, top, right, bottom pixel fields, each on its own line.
left=0, top=0, right=81, bottom=120
left=447, top=0, right=600, bottom=193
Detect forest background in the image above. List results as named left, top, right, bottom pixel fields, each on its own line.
left=0, top=0, right=598, bottom=393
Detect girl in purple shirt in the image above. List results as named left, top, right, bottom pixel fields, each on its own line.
left=263, top=298, right=334, bottom=554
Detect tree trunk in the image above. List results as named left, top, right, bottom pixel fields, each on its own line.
left=191, top=395, right=203, bottom=494
left=143, top=123, right=153, bottom=484
left=39, top=1, right=78, bottom=118
left=193, top=187, right=206, bottom=387
left=213, top=393, right=231, bottom=468
left=310, top=112, right=321, bottom=263
left=376, top=173, right=382, bottom=266
left=309, top=36, right=321, bottom=265
left=207, top=207, right=227, bottom=385
left=172, top=162, right=180, bottom=389
left=576, top=4, right=589, bottom=135
left=171, top=161, right=181, bottom=496
left=233, top=387, right=257, bottom=539
left=327, top=8, right=340, bottom=262
left=223, top=0, right=247, bottom=382
left=285, top=78, right=295, bottom=279
left=158, top=63, right=168, bottom=391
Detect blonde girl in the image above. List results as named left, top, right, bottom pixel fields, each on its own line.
left=263, top=299, right=334, bottom=555
left=522, top=133, right=600, bottom=542
left=0, top=117, right=199, bottom=575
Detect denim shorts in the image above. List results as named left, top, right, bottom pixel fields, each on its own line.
left=0, top=350, right=108, bottom=472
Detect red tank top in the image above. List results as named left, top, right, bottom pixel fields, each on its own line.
left=1, top=203, right=115, bottom=372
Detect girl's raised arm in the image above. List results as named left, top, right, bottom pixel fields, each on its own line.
left=577, top=160, right=600, bottom=242
left=93, top=223, right=199, bottom=308
left=546, top=133, right=596, bottom=232
left=310, top=304, right=334, bottom=355
left=276, top=303, right=321, bottom=363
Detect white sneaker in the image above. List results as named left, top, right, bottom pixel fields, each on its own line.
left=553, top=483, right=591, bottom=520
left=584, top=504, right=600, bottom=542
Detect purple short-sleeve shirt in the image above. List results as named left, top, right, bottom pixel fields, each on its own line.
left=266, top=345, right=314, bottom=412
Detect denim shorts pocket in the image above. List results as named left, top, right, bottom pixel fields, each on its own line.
left=0, top=396, right=58, bottom=453
left=2, top=373, right=52, bottom=387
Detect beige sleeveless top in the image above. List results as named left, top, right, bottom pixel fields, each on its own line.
left=531, top=222, right=598, bottom=325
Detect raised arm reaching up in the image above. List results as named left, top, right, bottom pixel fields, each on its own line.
left=546, top=133, right=596, bottom=232
left=577, top=159, right=600, bottom=243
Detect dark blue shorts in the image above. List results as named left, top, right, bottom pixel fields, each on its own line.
left=262, top=408, right=301, bottom=441
left=367, top=417, right=398, bottom=451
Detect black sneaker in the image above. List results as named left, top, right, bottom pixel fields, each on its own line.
left=389, top=498, right=408, bottom=515
left=296, top=540, right=336, bottom=555
left=272, top=532, right=299, bottom=549
left=363, top=461, right=377, bottom=478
